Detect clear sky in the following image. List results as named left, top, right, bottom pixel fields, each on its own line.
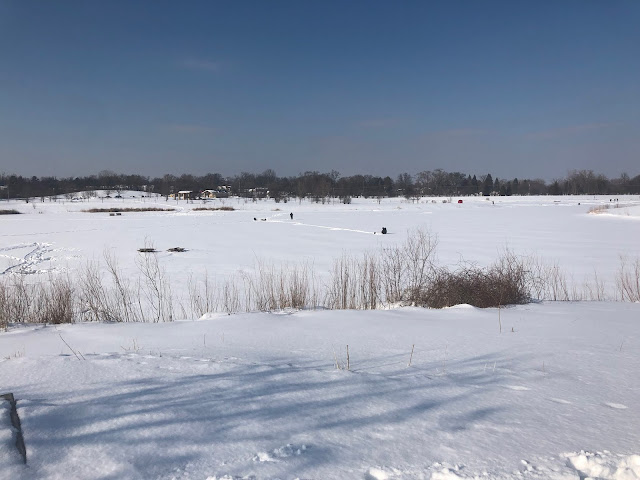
left=1, top=0, right=638, bottom=180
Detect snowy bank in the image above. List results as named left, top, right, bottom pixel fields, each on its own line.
left=1, top=302, right=639, bottom=479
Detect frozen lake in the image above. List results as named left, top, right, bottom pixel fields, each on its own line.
left=1, top=193, right=639, bottom=299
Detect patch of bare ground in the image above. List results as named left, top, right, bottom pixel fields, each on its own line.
left=588, top=203, right=632, bottom=214
left=82, top=207, right=175, bottom=213
left=83, top=207, right=175, bottom=213
left=192, top=206, right=235, bottom=211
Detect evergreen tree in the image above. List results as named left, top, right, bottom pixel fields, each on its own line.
left=482, top=174, right=493, bottom=196
left=471, top=175, right=479, bottom=195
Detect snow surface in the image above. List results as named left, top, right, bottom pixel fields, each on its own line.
left=1, top=193, right=639, bottom=293
left=1, top=304, right=640, bottom=479
left=1, top=194, right=640, bottom=479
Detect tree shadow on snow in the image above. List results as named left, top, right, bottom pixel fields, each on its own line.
left=16, top=349, right=534, bottom=478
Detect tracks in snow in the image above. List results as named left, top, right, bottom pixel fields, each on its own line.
left=268, top=217, right=377, bottom=235
left=0, top=242, right=58, bottom=275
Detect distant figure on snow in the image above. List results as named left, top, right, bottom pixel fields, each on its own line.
left=290, top=212, right=293, bottom=220
left=381, top=227, right=387, bottom=234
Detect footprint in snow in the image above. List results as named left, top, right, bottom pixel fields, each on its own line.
left=604, top=402, right=628, bottom=409
left=253, top=444, right=309, bottom=462
left=205, top=476, right=256, bottom=480
left=364, top=467, right=396, bottom=480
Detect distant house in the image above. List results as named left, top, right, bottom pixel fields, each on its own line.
left=201, top=190, right=217, bottom=199
left=176, top=190, right=195, bottom=200
left=201, top=188, right=229, bottom=199
left=247, top=187, right=269, bottom=198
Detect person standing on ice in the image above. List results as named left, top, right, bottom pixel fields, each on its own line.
left=290, top=212, right=293, bottom=220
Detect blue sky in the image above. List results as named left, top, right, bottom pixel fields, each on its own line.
left=1, top=0, right=638, bottom=179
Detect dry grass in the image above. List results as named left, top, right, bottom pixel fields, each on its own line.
left=2, top=230, right=640, bottom=327
left=0, top=274, right=75, bottom=325
left=326, top=253, right=381, bottom=310
left=192, top=206, right=235, bottom=211
left=588, top=204, right=612, bottom=214
left=588, top=203, right=632, bottom=214
left=188, top=273, right=219, bottom=317
left=135, top=240, right=173, bottom=322
left=324, top=228, right=438, bottom=309
left=241, top=260, right=319, bottom=312
left=379, top=229, right=438, bottom=305
left=617, top=255, right=640, bottom=302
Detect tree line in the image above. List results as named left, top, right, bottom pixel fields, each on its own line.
left=1, top=168, right=639, bottom=200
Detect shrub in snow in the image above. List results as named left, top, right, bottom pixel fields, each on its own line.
left=418, top=252, right=530, bottom=308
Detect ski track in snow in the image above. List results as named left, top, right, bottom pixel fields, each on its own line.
left=269, top=218, right=377, bottom=235
left=0, top=227, right=103, bottom=238
left=505, top=385, right=531, bottom=391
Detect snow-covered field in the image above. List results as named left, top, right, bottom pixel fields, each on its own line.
left=1, top=193, right=639, bottom=291
left=1, top=194, right=640, bottom=479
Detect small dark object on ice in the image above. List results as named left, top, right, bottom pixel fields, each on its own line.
left=167, top=247, right=187, bottom=252
left=138, top=247, right=157, bottom=253
left=290, top=212, right=293, bottom=220
left=381, top=227, right=387, bottom=234
left=254, top=217, right=257, bottom=221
